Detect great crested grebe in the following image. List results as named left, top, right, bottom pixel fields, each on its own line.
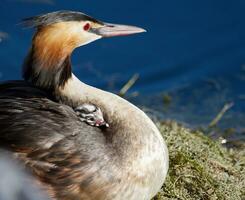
left=0, top=11, right=168, bottom=200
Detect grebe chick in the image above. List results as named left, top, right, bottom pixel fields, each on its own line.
left=75, top=103, right=109, bottom=127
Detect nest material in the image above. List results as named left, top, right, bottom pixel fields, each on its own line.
left=154, top=121, right=245, bottom=200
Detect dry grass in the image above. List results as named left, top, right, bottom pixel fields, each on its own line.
left=154, top=121, right=245, bottom=200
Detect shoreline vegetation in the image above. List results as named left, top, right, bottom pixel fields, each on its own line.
left=153, top=121, right=245, bottom=200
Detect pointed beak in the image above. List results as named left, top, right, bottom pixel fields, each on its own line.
left=93, top=23, right=146, bottom=37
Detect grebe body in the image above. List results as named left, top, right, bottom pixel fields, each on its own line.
left=0, top=11, right=168, bottom=200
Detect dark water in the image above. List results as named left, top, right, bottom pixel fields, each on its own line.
left=0, top=0, right=244, bottom=138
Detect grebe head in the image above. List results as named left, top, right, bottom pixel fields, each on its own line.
left=22, top=10, right=146, bottom=47
left=22, top=10, right=146, bottom=90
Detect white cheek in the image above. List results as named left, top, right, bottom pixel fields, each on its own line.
left=75, top=31, right=102, bottom=47
left=69, top=24, right=102, bottom=47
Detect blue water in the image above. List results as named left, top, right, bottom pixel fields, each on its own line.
left=0, top=0, right=244, bottom=136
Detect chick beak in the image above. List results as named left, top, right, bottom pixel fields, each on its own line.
left=92, top=23, right=146, bottom=37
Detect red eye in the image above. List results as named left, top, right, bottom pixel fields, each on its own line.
left=83, top=23, right=91, bottom=31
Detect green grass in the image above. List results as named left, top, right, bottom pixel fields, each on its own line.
left=154, top=121, right=245, bottom=200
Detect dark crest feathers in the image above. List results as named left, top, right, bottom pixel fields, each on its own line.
left=21, top=10, right=103, bottom=28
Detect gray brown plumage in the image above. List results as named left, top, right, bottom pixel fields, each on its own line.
left=0, top=82, right=116, bottom=199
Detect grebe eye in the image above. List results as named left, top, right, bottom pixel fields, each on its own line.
left=83, top=23, right=91, bottom=31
